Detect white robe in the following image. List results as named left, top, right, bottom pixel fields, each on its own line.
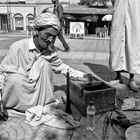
left=0, top=38, right=84, bottom=113
left=110, top=0, right=140, bottom=74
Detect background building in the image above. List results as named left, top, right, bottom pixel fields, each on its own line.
left=63, top=0, right=113, bottom=35
left=0, top=0, right=35, bottom=32
left=0, top=0, right=74, bottom=32
left=35, top=0, right=72, bottom=15
left=0, top=0, right=113, bottom=35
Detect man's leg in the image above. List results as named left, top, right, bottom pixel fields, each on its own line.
left=2, top=61, right=55, bottom=114
left=58, top=29, right=70, bottom=51
left=128, top=73, right=139, bottom=92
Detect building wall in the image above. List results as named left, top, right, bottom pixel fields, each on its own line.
left=0, top=4, right=35, bottom=31
left=11, top=5, right=34, bottom=31
left=69, top=0, right=80, bottom=4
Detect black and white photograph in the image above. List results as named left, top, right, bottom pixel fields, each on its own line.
left=0, top=0, right=140, bottom=139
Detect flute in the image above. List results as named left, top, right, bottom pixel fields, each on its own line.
left=65, top=69, right=72, bottom=114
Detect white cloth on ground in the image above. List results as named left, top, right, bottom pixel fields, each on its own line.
left=25, top=100, right=80, bottom=129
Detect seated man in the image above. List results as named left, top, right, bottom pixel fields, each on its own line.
left=0, top=12, right=91, bottom=117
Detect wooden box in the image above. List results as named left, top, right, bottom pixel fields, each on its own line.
left=69, top=80, right=116, bottom=116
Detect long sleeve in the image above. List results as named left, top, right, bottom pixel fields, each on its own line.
left=41, top=52, right=84, bottom=79
left=53, top=62, right=84, bottom=79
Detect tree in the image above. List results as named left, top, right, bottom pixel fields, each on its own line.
left=86, top=0, right=110, bottom=7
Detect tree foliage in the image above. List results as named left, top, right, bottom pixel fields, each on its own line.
left=85, top=0, right=110, bottom=7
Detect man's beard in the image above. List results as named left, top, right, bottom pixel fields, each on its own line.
left=41, top=43, right=55, bottom=55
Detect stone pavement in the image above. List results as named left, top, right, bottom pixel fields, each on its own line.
left=0, top=32, right=140, bottom=139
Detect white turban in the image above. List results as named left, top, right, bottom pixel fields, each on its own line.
left=33, top=12, right=60, bottom=32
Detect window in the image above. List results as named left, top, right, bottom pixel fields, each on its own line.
left=14, top=13, right=24, bottom=30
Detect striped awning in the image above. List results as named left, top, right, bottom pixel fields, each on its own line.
left=63, top=14, right=76, bottom=20
left=64, top=4, right=113, bottom=15
left=81, top=15, right=99, bottom=22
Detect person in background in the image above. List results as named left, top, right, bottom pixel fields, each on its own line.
left=110, top=0, right=140, bottom=92
left=51, top=0, right=70, bottom=52
left=0, top=12, right=92, bottom=118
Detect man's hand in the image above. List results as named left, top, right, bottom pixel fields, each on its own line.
left=83, top=73, right=94, bottom=82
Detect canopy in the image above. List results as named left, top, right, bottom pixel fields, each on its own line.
left=64, top=4, right=113, bottom=15
left=63, top=14, right=76, bottom=20
left=81, top=15, right=98, bottom=22
left=102, top=14, right=112, bottom=21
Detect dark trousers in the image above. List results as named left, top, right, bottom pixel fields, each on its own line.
left=52, top=29, right=69, bottom=50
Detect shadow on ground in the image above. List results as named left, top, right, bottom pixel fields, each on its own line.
left=84, top=62, right=129, bottom=83
left=84, top=62, right=140, bottom=99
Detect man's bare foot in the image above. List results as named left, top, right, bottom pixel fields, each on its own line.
left=128, top=80, right=139, bottom=92
left=114, top=77, right=123, bottom=84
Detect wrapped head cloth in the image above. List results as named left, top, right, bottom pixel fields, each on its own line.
left=33, top=12, right=60, bottom=34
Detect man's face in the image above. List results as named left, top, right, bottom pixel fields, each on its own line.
left=37, top=28, right=56, bottom=50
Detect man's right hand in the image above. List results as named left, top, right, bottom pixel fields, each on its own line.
left=83, top=73, right=95, bottom=82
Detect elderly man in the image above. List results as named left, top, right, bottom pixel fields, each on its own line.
left=0, top=12, right=92, bottom=118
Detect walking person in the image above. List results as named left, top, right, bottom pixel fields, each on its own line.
left=51, top=0, right=70, bottom=52
left=110, top=0, right=140, bottom=92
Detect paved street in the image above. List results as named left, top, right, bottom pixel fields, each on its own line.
left=0, top=31, right=111, bottom=80
left=0, top=31, right=110, bottom=62
left=0, top=31, right=140, bottom=139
